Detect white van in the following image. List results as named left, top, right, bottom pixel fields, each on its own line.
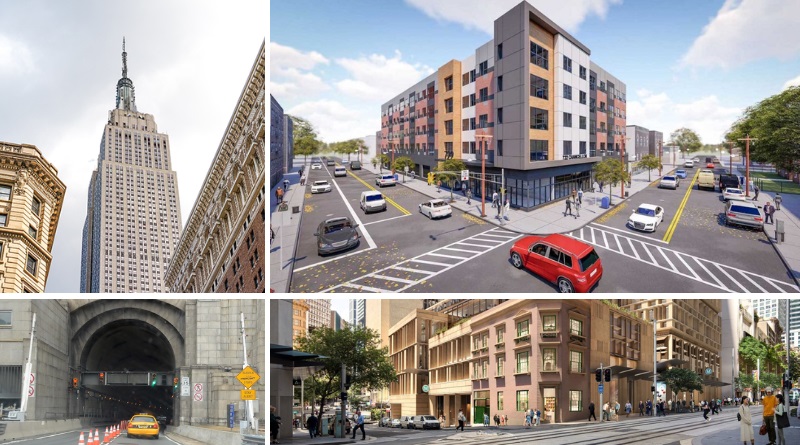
left=360, top=191, right=386, bottom=213
left=334, top=166, right=347, bottom=177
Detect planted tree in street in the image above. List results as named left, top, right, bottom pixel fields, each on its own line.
left=758, top=372, right=782, bottom=391
left=739, top=335, right=769, bottom=368
left=593, top=158, right=630, bottom=205
left=392, top=156, right=415, bottom=181
left=638, top=154, right=662, bottom=181
left=372, top=154, right=389, bottom=173
left=295, top=326, right=396, bottom=434
left=290, top=115, right=322, bottom=166
left=670, top=128, right=703, bottom=157
left=434, top=159, right=467, bottom=203
left=661, top=367, right=703, bottom=402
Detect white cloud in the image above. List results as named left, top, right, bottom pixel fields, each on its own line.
left=0, top=34, right=34, bottom=76
left=405, top=0, right=621, bottom=34
left=287, top=99, right=378, bottom=143
left=270, top=41, right=329, bottom=73
left=270, top=42, right=331, bottom=100
left=784, top=74, right=800, bottom=89
left=681, top=0, right=800, bottom=69
left=627, top=91, right=742, bottom=143
left=335, top=51, right=434, bottom=101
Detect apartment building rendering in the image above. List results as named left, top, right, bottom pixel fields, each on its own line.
left=379, top=1, right=626, bottom=210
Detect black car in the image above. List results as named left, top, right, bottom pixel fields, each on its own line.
left=314, top=217, right=360, bottom=256
left=156, top=416, right=168, bottom=431
left=718, top=174, right=739, bottom=192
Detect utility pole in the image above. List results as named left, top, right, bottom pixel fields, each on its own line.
left=599, top=363, right=604, bottom=422
left=18, top=313, right=36, bottom=421
left=339, top=364, right=347, bottom=438
left=738, top=134, right=758, bottom=197
left=240, top=313, right=256, bottom=432
left=476, top=133, right=492, bottom=217
left=658, top=140, right=664, bottom=177
left=620, top=139, right=625, bottom=199
left=651, top=309, right=657, bottom=416
left=726, top=141, right=734, bottom=175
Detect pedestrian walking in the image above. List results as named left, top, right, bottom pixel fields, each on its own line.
left=603, top=402, right=610, bottom=421
left=437, top=179, right=442, bottom=192
left=494, top=414, right=500, bottom=426
left=762, top=387, right=778, bottom=444
left=466, top=188, right=472, bottom=204
left=753, top=184, right=760, bottom=201
left=497, top=197, right=503, bottom=218
left=625, top=402, right=632, bottom=418
left=483, top=413, right=489, bottom=427
left=439, top=414, right=445, bottom=426
left=300, top=175, right=306, bottom=186
left=739, top=396, right=754, bottom=445
left=270, top=406, right=281, bottom=444
left=503, top=198, right=510, bottom=220
left=283, top=178, right=289, bottom=191
left=614, top=402, right=620, bottom=421
left=457, top=410, right=466, bottom=432
left=275, top=187, right=284, bottom=204
left=351, top=410, right=366, bottom=440
left=492, top=191, right=499, bottom=208
left=575, top=197, right=581, bottom=218
left=764, top=202, right=775, bottom=224
left=775, top=193, right=782, bottom=210
left=535, top=409, right=541, bottom=426
left=504, top=414, right=508, bottom=426
left=577, top=188, right=584, bottom=205
left=306, top=412, right=318, bottom=438
left=775, top=393, right=788, bottom=445
left=564, top=196, right=573, bottom=217
left=639, top=401, right=644, bottom=416
left=702, top=401, right=710, bottom=421
left=462, top=182, right=467, bottom=195
left=588, top=401, right=597, bottom=421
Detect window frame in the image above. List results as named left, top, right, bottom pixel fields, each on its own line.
left=542, top=314, right=557, bottom=331
left=563, top=112, right=573, bottom=128
left=497, top=355, right=505, bottom=376
left=0, top=310, right=11, bottom=327
left=563, top=55, right=572, bottom=73
left=569, top=390, right=583, bottom=412
left=26, top=254, right=38, bottom=276
left=0, top=213, right=7, bottom=227
left=563, top=84, right=572, bottom=100
left=0, top=184, right=11, bottom=201
left=516, top=318, right=530, bottom=337
left=516, top=390, right=529, bottom=411
left=497, top=391, right=504, bottom=410
left=569, top=350, right=583, bottom=373
left=516, top=350, right=530, bottom=374
left=542, top=347, right=557, bottom=370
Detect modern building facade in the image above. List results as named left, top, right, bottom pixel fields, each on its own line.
left=379, top=1, right=626, bottom=210
left=292, top=299, right=309, bottom=346
left=350, top=299, right=366, bottom=328
left=164, top=41, right=265, bottom=293
left=0, top=142, right=66, bottom=292
left=720, top=299, right=754, bottom=399
left=80, top=40, right=183, bottom=293
left=270, top=95, right=292, bottom=189
left=648, top=130, right=664, bottom=158
left=626, top=125, right=651, bottom=160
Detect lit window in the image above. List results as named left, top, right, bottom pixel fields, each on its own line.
left=516, top=390, right=529, bottom=411
left=569, top=390, right=583, bottom=411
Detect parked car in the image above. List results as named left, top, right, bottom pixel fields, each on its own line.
left=399, top=415, right=414, bottom=429
left=376, top=174, right=397, bottom=187
left=722, top=187, right=748, bottom=202
left=350, top=160, right=362, bottom=170
left=412, top=415, right=441, bottom=429
left=311, top=180, right=331, bottom=194
left=684, top=160, right=694, bottom=168
left=379, top=417, right=392, bottom=427
left=391, top=418, right=402, bottom=428
left=360, top=191, right=387, bottom=213
left=311, top=163, right=322, bottom=170
left=718, top=174, right=740, bottom=192
left=659, top=175, right=679, bottom=189
left=697, top=169, right=716, bottom=190
left=706, top=162, right=715, bottom=168
left=627, top=204, right=665, bottom=232
left=334, top=166, right=347, bottom=177
left=314, top=217, right=360, bottom=256
left=509, top=234, right=603, bottom=293
left=675, top=169, right=687, bottom=179
left=341, top=159, right=350, bottom=164
left=725, top=201, right=763, bottom=229
left=418, top=199, right=452, bottom=219
left=326, top=159, right=335, bottom=166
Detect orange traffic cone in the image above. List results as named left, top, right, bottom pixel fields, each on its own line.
left=78, top=431, right=86, bottom=445
left=88, top=430, right=96, bottom=445
left=112, top=425, right=117, bottom=438
left=102, top=427, right=109, bottom=444
left=94, top=428, right=100, bottom=445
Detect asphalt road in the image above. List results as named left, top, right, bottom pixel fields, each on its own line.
left=288, top=159, right=797, bottom=293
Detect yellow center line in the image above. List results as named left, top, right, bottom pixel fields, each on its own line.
left=347, top=171, right=411, bottom=215
left=662, top=169, right=700, bottom=243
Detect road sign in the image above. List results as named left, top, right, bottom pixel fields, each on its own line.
left=704, top=367, right=712, bottom=375
left=422, top=385, right=429, bottom=393
left=236, top=366, right=261, bottom=389
left=193, top=382, right=204, bottom=402
left=461, top=170, right=469, bottom=181
left=241, top=389, right=257, bottom=400
left=194, top=383, right=203, bottom=392
left=598, top=384, right=604, bottom=394
left=228, top=404, right=235, bottom=428
left=181, top=376, right=190, bottom=397
left=404, top=166, right=409, bottom=173
left=29, top=373, right=35, bottom=398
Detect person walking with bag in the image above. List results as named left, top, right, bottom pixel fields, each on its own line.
left=764, top=202, right=775, bottom=225
left=503, top=198, right=510, bottom=221
left=762, top=387, right=778, bottom=444
left=306, top=412, right=318, bottom=439
left=775, top=394, right=788, bottom=445
left=738, top=396, right=754, bottom=445
left=270, top=406, right=282, bottom=444
left=351, top=410, right=366, bottom=440
left=774, top=193, right=782, bottom=210
left=456, top=410, right=466, bottom=432
left=564, top=196, right=573, bottom=217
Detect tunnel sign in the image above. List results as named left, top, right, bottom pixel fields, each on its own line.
left=241, top=389, right=256, bottom=400
left=193, top=383, right=204, bottom=402
left=181, top=377, right=190, bottom=397
left=28, top=373, right=35, bottom=398
left=236, top=366, right=260, bottom=389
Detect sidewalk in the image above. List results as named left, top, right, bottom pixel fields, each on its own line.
left=269, top=162, right=308, bottom=293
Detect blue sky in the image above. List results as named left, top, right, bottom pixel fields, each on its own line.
left=270, top=0, right=800, bottom=145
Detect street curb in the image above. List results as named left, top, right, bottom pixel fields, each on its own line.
left=763, top=228, right=800, bottom=290
left=285, top=185, right=306, bottom=294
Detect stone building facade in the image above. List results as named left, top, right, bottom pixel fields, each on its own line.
left=165, top=41, right=266, bottom=293
left=0, top=142, right=66, bottom=292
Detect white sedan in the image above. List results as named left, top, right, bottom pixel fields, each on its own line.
left=311, top=163, right=322, bottom=170
left=627, top=204, right=664, bottom=232
left=419, top=199, right=452, bottom=219
left=722, top=187, right=748, bottom=202
left=310, top=180, right=332, bottom=193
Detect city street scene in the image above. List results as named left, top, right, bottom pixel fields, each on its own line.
left=270, top=1, right=800, bottom=293
left=271, top=298, right=800, bottom=444
left=0, top=300, right=265, bottom=445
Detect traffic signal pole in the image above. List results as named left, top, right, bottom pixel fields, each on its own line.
left=599, top=363, right=604, bottom=422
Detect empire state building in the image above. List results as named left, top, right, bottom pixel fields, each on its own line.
left=80, top=40, right=183, bottom=292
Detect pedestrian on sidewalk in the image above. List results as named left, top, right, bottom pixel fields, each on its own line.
left=753, top=184, right=760, bottom=201
left=306, top=412, right=318, bottom=438
left=275, top=187, right=284, bottom=204
left=494, top=414, right=500, bottom=427
left=534, top=408, right=541, bottom=426
left=762, top=387, right=778, bottom=444
left=466, top=188, right=472, bottom=204
left=503, top=199, right=510, bottom=220
left=614, top=402, right=620, bottom=421
left=702, top=400, right=710, bottom=421
left=625, top=401, right=632, bottom=418
left=492, top=191, right=499, bottom=208
left=775, top=193, right=782, bottom=210
left=483, top=413, right=489, bottom=427
left=764, top=202, right=775, bottom=224
left=588, top=401, right=597, bottom=421
left=639, top=401, right=644, bottom=416
left=564, top=196, right=573, bottom=217
left=351, top=410, right=366, bottom=440
left=602, top=402, right=610, bottom=421
left=437, top=179, right=442, bottom=192
left=457, top=410, right=466, bottom=432
left=462, top=182, right=467, bottom=196
left=775, top=393, right=788, bottom=445
left=574, top=197, right=581, bottom=218
left=578, top=188, right=584, bottom=204
left=300, top=175, right=306, bottom=186
left=739, top=396, right=754, bottom=445
left=270, top=406, right=281, bottom=444
left=283, top=178, right=289, bottom=191
left=524, top=409, right=531, bottom=428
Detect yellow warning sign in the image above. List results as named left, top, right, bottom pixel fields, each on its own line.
left=236, top=366, right=261, bottom=389
left=241, top=389, right=257, bottom=400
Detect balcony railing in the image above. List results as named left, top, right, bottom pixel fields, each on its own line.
left=514, top=334, right=531, bottom=344
left=539, top=331, right=560, bottom=342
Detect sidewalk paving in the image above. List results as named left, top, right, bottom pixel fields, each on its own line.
left=269, top=163, right=308, bottom=293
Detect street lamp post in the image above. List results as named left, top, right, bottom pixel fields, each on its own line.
left=651, top=309, right=657, bottom=417
left=727, top=141, right=734, bottom=175
left=621, top=139, right=626, bottom=199
left=738, top=134, right=757, bottom=198
left=476, top=133, right=492, bottom=218
left=658, top=140, right=663, bottom=177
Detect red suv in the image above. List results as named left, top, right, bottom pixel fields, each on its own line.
left=509, top=234, right=602, bottom=293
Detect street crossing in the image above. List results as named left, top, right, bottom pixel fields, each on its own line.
left=569, top=224, right=799, bottom=293
left=321, top=227, right=521, bottom=293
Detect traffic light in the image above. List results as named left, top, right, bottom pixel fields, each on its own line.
left=99, top=372, right=105, bottom=384
left=595, top=369, right=602, bottom=382
left=344, top=375, right=352, bottom=390
left=603, top=368, right=611, bottom=382
left=651, top=386, right=656, bottom=393
left=72, top=377, right=79, bottom=388
left=173, top=377, right=179, bottom=389
left=151, top=376, right=157, bottom=387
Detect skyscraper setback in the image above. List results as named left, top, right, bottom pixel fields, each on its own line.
left=80, top=40, right=182, bottom=292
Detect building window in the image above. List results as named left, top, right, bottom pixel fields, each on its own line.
left=516, top=351, right=529, bottom=373
left=497, top=391, right=504, bottom=410
left=563, top=55, right=572, bottom=72
left=579, top=116, right=587, bottom=129
left=579, top=90, right=587, bottom=105
left=530, top=107, right=548, bottom=130
left=530, top=140, right=548, bottom=161
left=579, top=65, right=587, bottom=80
left=563, top=112, right=573, bottom=128
left=530, top=42, right=549, bottom=69
left=479, top=60, right=488, bottom=76
left=31, top=196, right=41, bottom=216
left=498, top=43, right=503, bottom=59
left=516, top=319, right=529, bottom=337
left=570, top=318, right=584, bottom=337
left=590, top=74, right=596, bottom=90
left=569, top=390, right=583, bottom=412
left=516, top=390, right=529, bottom=411
left=445, top=75, right=453, bottom=91
left=445, top=120, right=453, bottom=135
left=0, top=310, right=11, bottom=326
left=497, top=355, right=505, bottom=376
left=497, top=140, right=503, bottom=156
left=470, top=93, right=476, bottom=106
left=479, top=87, right=489, bottom=102
left=542, top=314, right=557, bottom=331
left=563, top=141, right=572, bottom=156
left=28, top=225, right=37, bottom=239
left=0, top=213, right=6, bottom=226
left=0, top=184, right=11, bottom=200
left=580, top=141, right=587, bottom=154
left=478, top=114, right=488, bottom=129
left=530, top=74, right=548, bottom=99
left=26, top=254, right=38, bottom=275
left=563, top=84, right=572, bottom=100
left=462, top=73, right=470, bottom=86
left=542, top=348, right=556, bottom=371
left=445, top=98, right=453, bottom=113
left=497, top=108, right=503, bottom=124
left=570, top=350, right=583, bottom=373
left=497, top=75, right=503, bottom=92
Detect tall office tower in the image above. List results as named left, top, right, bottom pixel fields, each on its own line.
left=749, top=298, right=788, bottom=323
left=350, top=299, right=366, bottom=328
left=80, top=40, right=182, bottom=292
left=790, top=299, right=800, bottom=348
left=306, top=299, right=332, bottom=330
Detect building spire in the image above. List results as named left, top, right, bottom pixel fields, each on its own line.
left=116, top=37, right=136, bottom=111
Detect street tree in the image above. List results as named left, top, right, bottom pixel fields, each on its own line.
left=392, top=156, right=415, bottom=181
left=372, top=154, right=389, bottom=173
left=758, top=372, right=782, bottom=390
left=670, top=128, right=703, bottom=155
left=638, top=154, right=662, bottom=181
left=736, top=371, right=756, bottom=394
left=289, top=115, right=322, bottom=165
left=434, top=159, right=467, bottom=203
left=661, top=367, right=703, bottom=400
left=726, top=86, right=800, bottom=173
left=593, top=158, right=630, bottom=205
left=353, top=139, right=368, bottom=162
left=295, top=326, right=396, bottom=433
left=739, top=335, right=768, bottom=368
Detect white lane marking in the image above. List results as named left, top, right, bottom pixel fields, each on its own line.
left=341, top=283, right=388, bottom=293
left=591, top=222, right=670, bottom=244
left=480, top=233, right=518, bottom=239
left=391, top=266, right=435, bottom=275
left=411, top=259, right=452, bottom=267
left=737, top=269, right=767, bottom=293
left=693, top=258, right=727, bottom=289
left=763, top=278, right=788, bottom=293
left=425, top=252, right=470, bottom=260
left=361, top=213, right=412, bottom=226
left=443, top=247, right=484, bottom=254
left=656, top=246, right=677, bottom=272
left=714, top=264, right=749, bottom=293
left=293, top=246, right=376, bottom=273
left=627, top=238, right=640, bottom=260
left=612, top=233, right=625, bottom=256
left=329, top=171, right=377, bottom=250
left=675, top=252, right=701, bottom=280
left=591, top=227, right=596, bottom=245
left=471, top=237, right=504, bottom=244
left=370, top=274, right=417, bottom=285
left=458, top=242, right=494, bottom=249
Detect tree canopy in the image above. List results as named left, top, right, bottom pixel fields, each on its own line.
left=392, top=156, right=416, bottom=177
left=593, top=158, right=630, bottom=205
left=434, top=159, right=467, bottom=203
left=289, top=115, right=322, bottom=163
left=726, top=86, right=800, bottom=173
left=670, top=128, right=702, bottom=153
left=638, top=154, right=662, bottom=181
left=661, top=367, right=703, bottom=396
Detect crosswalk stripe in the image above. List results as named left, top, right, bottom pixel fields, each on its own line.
left=479, top=233, right=516, bottom=239
left=341, top=283, right=389, bottom=293
left=627, top=237, right=640, bottom=260
left=613, top=233, right=625, bottom=256
left=591, top=227, right=596, bottom=245
left=458, top=242, right=494, bottom=248
left=643, top=242, right=657, bottom=265
left=410, top=259, right=454, bottom=267
left=601, top=230, right=609, bottom=249
left=471, top=237, right=505, bottom=244
left=675, top=252, right=701, bottom=280
left=714, top=264, right=749, bottom=292
left=442, top=247, right=484, bottom=254
left=656, top=246, right=677, bottom=273
left=692, top=258, right=727, bottom=290
left=370, top=274, right=417, bottom=284
left=737, top=270, right=767, bottom=293
left=426, top=252, right=470, bottom=259
left=763, top=278, right=788, bottom=293
left=391, top=266, right=435, bottom=275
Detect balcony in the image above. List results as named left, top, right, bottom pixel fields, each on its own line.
left=541, top=361, right=558, bottom=372
left=514, top=334, right=531, bottom=344
left=539, top=331, right=560, bottom=343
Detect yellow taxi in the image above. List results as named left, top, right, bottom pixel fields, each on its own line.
left=127, top=413, right=160, bottom=439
